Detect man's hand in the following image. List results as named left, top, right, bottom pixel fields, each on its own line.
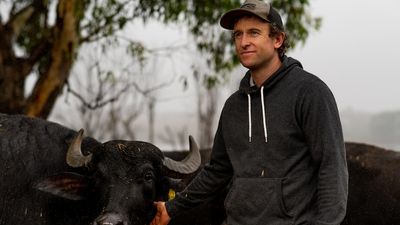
left=150, top=201, right=171, bottom=225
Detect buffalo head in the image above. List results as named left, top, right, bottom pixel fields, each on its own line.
left=35, top=129, right=200, bottom=225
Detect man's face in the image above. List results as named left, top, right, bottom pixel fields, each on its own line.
left=233, top=16, right=282, bottom=70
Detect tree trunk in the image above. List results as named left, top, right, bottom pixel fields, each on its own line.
left=0, top=58, right=27, bottom=115
left=0, top=21, right=28, bottom=114
left=24, top=0, right=83, bottom=118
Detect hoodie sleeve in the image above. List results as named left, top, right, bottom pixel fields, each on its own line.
left=299, top=79, right=348, bottom=225
left=165, top=119, right=233, bottom=218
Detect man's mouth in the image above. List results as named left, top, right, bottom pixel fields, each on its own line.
left=241, top=51, right=255, bottom=56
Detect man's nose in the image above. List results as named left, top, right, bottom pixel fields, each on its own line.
left=240, top=34, right=251, bottom=48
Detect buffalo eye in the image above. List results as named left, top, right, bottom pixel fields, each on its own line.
left=143, top=171, right=154, bottom=181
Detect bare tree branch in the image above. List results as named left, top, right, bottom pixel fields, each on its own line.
left=65, top=80, right=130, bottom=110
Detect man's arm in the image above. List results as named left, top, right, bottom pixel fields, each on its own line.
left=300, top=79, right=348, bottom=225
left=165, top=120, right=234, bottom=218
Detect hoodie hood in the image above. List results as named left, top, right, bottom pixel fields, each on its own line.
left=239, top=56, right=303, bottom=94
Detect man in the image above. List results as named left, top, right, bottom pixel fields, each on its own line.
left=151, top=0, right=348, bottom=224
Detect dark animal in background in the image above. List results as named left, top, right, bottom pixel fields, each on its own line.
left=342, top=142, right=400, bottom=225
left=0, top=113, right=201, bottom=225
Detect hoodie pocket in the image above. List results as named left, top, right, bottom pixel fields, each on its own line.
left=224, top=177, right=293, bottom=225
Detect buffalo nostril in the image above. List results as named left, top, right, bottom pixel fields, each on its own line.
left=97, top=220, right=125, bottom=225
left=101, top=223, right=124, bottom=225
left=94, top=213, right=126, bottom=225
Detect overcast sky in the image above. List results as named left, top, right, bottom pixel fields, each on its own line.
left=290, top=0, right=400, bottom=113
left=138, top=0, right=400, bottom=115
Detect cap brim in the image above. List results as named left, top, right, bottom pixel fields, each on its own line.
left=220, top=9, right=270, bottom=30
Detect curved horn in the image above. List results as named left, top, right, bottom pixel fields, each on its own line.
left=162, top=136, right=201, bottom=178
left=66, top=129, right=92, bottom=167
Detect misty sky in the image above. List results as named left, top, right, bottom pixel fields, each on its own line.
left=290, top=0, right=400, bottom=113
left=130, top=0, right=400, bottom=116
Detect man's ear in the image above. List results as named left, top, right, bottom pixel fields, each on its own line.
left=274, top=32, right=285, bottom=49
left=34, top=172, right=92, bottom=201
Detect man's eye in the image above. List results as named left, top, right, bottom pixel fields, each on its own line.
left=233, top=32, right=242, bottom=39
left=249, top=31, right=259, bottom=37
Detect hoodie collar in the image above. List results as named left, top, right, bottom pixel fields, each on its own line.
left=239, top=56, right=303, bottom=95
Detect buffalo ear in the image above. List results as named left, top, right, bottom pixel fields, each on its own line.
left=34, top=172, right=91, bottom=201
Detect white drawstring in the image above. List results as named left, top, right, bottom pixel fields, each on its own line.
left=260, top=86, right=268, bottom=142
left=247, top=87, right=268, bottom=143
left=247, top=94, right=252, bottom=142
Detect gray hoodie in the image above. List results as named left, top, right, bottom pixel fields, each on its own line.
left=166, top=56, right=348, bottom=225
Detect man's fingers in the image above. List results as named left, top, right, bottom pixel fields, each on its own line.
left=151, top=201, right=163, bottom=225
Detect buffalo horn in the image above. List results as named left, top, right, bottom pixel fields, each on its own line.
left=162, top=136, right=201, bottom=178
left=66, top=129, right=92, bottom=167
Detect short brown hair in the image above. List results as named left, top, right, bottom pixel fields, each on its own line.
left=268, top=22, right=289, bottom=60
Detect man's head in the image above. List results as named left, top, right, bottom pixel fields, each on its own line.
left=220, top=0, right=288, bottom=65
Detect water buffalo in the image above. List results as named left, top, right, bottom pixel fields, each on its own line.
left=0, top=113, right=201, bottom=225
left=343, top=142, right=400, bottom=225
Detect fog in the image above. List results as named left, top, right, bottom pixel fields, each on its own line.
left=290, top=0, right=400, bottom=150
left=50, top=0, right=400, bottom=151
left=290, top=0, right=400, bottom=113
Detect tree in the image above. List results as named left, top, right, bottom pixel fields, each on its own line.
left=0, top=0, right=320, bottom=119
left=51, top=41, right=178, bottom=141
left=193, top=68, right=219, bottom=149
left=51, top=45, right=146, bottom=141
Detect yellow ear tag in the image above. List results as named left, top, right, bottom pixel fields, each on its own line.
left=168, top=189, right=176, bottom=200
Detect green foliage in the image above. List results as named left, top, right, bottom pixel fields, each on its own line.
left=131, top=0, right=321, bottom=87
left=273, top=0, right=322, bottom=48
left=81, top=0, right=133, bottom=42
left=126, top=41, right=147, bottom=68
left=8, top=0, right=321, bottom=88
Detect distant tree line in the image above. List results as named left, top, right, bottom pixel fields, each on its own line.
left=341, top=109, right=400, bottom=150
